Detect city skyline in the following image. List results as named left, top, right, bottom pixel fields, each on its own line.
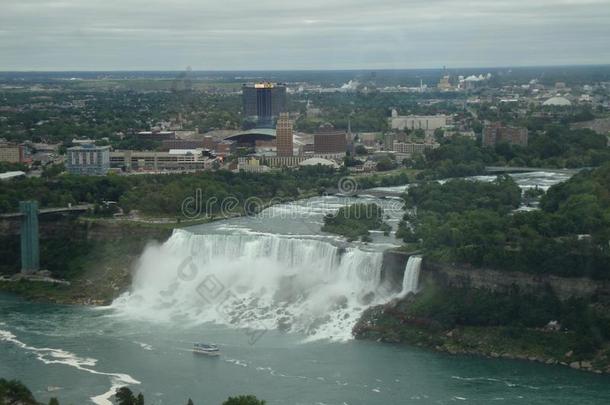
left=1, top=0, right=610, bottom=71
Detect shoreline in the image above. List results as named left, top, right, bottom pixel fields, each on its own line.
left=3, top=178, right=609, bottom=375
left=353, top=298, right=610, bottom=376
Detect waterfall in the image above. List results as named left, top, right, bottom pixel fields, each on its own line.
left=398, top=256, right=422, bottom=298
left=111, top=229, right=389, bottom=341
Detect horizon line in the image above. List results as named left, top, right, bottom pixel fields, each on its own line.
left=1, top=63, right=610, bottom=74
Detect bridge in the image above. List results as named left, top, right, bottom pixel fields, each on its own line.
left=2, top=202, right=93, bottom=274
left=0, top=204, right=93, bottom=219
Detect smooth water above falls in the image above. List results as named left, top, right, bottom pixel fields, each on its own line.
left=2, top=172, right=609, bottom=404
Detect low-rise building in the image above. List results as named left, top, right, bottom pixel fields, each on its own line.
left=482, top=122, right=528, bottom=147
left=161, top=139, right=204, bottom=151
left=215, top=140, right=236, bottom=157
left=236, top=157, right=271, bottom=173
left=383, top=132, right=409, bottom=150
left=0, top=171, right=26, bottom=181
left=110, top=149, right=213, bottom=172
left=135, top=131, right=176, bottom=141
left=389, top=111, right=449, bottom=134
left=66, top=144, right=110, bottom=175
left=0, top=142, right=28, bottom=163
left=392, top=141, right=439, bottom=157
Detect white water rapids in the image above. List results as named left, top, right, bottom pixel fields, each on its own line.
left=111, top=229, right=406, bottom=341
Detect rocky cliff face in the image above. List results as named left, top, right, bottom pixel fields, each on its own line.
left=380, top=249, right=411, bottom=290
left=423, top=260, right=610, bottom=301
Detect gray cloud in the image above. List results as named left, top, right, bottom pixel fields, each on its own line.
left=0, top=0, right=609, bottom=70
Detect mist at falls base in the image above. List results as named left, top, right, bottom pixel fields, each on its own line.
left=111, top=229, right=421, bottom=341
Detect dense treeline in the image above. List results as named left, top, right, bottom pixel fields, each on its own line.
left=0, top=379, right=38, bottom=405
left=0, top=167, right=410, bottom=216
left=378, top=282, right=610, bottom=360
left=0, top=90, right=241, bottom=145
left=322, top=203, right=390, bottom=241
left=0, top=380, right=265, bottom=405
left=415, top=126, right=610, bottom=180
left=398, top=164, right=610, bottom=278
left=295, top=92, right=464, bottom=133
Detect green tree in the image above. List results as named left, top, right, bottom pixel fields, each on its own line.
left=222, top=395, right=266, bottom=405
left=115, top=387, right=137, bottom=405
left=0, top=379, right=38, bottom=405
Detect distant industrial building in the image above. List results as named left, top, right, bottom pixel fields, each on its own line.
left=438, top=75, right=453, bottom=91
left=482, top=123, right=529, bottom=147
left=276, top=112, right=294, bottom=157
left=242, top=82, right=287, bottom=126
left=389, top=110, right=449, bottom=134
left=314, top=124, right=347, bottom=155
left=66, top=144, right=110, bottom=175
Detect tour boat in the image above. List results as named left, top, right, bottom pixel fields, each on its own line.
left=193, top=343, right=220, bottom=356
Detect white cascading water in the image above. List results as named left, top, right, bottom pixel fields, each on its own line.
left=111, top=229, right=390, bottom=341
left=397, top=256, right=422, bottom=298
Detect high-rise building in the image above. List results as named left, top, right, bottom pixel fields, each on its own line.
left=242, top=82, right=287, bottom=126
left=314, top=124, right=347, bottom=155
left=276, top=112, right=293, bottom=157
left=482, top=122, right=528, bottom=147
left=66, top=144, right=110, bottom=175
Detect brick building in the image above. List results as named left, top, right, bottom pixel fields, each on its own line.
left=276, top=112, right=294, bottom=157
left=314, top=124, right=347, bottom=155
left=482, top=122, right=528, bottom=147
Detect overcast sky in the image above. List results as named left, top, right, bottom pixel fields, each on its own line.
left=1, top=0, right=609, bottom=71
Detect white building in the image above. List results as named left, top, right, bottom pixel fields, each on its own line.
left=392, top=141, right=439, bottom=157
left=389, top=111, right=449, bottom=134
left=66, top=145, right=110, bottom=175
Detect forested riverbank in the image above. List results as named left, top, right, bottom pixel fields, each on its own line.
left=355, top=164, right=610, bottom=373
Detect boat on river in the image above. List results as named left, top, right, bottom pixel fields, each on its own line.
left=193, top=343, right=220, bottom=356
